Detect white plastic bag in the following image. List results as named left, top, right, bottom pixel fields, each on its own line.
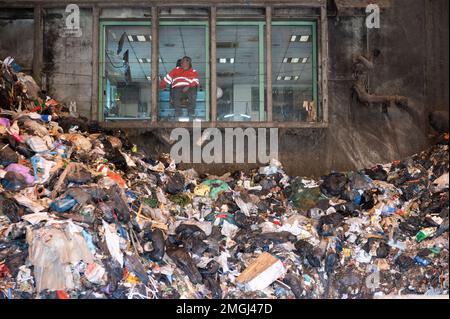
left=102, top=220, right=124, bottom=267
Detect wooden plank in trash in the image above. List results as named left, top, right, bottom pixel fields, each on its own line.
left=236, top=252, right=279, bottom=284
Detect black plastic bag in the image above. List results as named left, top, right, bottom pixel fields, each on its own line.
left=0, top=142, right=18, bottom=166
left=320, top=173, right=348, bottom=197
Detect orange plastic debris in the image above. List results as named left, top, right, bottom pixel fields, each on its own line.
left=56, top=290, right=70, bottom=299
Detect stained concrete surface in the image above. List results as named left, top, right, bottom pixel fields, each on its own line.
left=0, top=0, right=448, bottom=177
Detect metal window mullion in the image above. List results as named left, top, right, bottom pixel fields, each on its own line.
left=259, top=22, right=265, bottom=121
left=266, top=6, right=273, bottom=122
left=320, top=6, right=328, bottom=123
left=205, top=21, right=210, bottom=122
left=312, top=21, right=318, bottom=121
left=151, top=6, right=159, bottom=123
left=32, top=5, right=43, bottom=87
left=210, top=6, right=217, bottom=124
left=91, top=6, right=100, bottom=122
left=98, top=22, right=105, bottom=122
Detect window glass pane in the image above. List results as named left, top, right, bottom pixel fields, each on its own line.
left=158, top=25, right=207, bottom=122
left=217, top=25, right=263, bottom=122
left=272, top=25, right=316, bottom=122
left=103, top=25, right=151, bottom=120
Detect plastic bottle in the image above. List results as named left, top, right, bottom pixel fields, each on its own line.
left=414, top=256, right=431, bottom=266
left=415, top=228, right=436, bottom=243
left=50, top=196, right=77, bottom=213
left=40, top=115, right=52, bottom=122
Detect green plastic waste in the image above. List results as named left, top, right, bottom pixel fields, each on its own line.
left=141, top=197, right=159, bottom=208
left=416, top=228, right=436, bottom=243
left=205, top=211, right=236, bottom=226
left=168, top=193, right=191, bottom=207
left=430, top=247, right=442, bottom=255
left=289, top=179, right=327, bottom=211
left=201, top=179, right=230, bottom=200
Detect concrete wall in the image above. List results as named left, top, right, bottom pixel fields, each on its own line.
left=42, top=8, right=93, bottom=117
left=0, top=9, right=34, bottom=71
left=0, top=0, right=448, bottom=177
left=132, top=0, right=449, bottom=177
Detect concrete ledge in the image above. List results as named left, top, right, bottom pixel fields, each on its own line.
left=101, top=120, right=329, bottom=129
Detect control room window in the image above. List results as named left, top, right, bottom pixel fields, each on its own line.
left=158, top=23, right=209, bottom=122
left=272, top=23, right=318, bottom=122
left=100, top=24, right=151, bottom=120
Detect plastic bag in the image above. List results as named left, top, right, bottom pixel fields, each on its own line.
left=0, top=118, right=11, bottom=128
left=201, top=179, right=230, bottom=200
left=23, top=119, right=48, bottom=137
left=5, top=163, right=35, bottom=185
left=31, top=155, right=56, bottom=184
left=258, top=159, right=283, bottom=176
left=67, top=165, right=92, bottom=184
left=13, top=194, right=45, bottom=213
left=59, top=134, right=92, bottom=152
left=50, top=196, right=77, bottom=213
left=26, top=136, right=49, bottom=153
left=0, top=142, right=18, bottom=166
left=289, top=180, right=325, bottom=211
left=1, top=171, right=28, bottom=191
left=27, top=222, right=94, bottom=292
left=102, top=220, right=123, bottom=267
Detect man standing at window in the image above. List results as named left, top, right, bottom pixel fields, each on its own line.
left=160, top=56, right=199, bottom=118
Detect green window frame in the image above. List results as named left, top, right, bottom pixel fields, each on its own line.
left=98, top=17, right=320, bottom=125
left=98, top=21, right=152, bottom=121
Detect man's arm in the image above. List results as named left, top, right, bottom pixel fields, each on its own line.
left=189, top=70, right=199, bottom=87
left=160, top=69, right=174, bottom=89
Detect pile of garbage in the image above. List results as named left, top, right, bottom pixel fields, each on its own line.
left=1, top=60, right=449, bottom=299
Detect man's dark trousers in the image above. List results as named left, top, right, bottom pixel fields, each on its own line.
left=171, top=86, right=197, bottom=117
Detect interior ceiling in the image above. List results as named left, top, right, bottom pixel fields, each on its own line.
left=106, top=24, right=313, bottom=89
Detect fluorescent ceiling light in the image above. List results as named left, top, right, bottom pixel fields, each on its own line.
left=283, top=58, right=304, bottom=64
left=224, top=114, right=234, bottom=119
left=294, top=76, right=299, bottom=80
left=284, top=76, right=292, bottom=81
left=300, top=35, right=310, bottom=42
left=290, top=35, right=310, bottom=42
left=218, top=58, right=235, bottom=63
left=146, top=76, right=151, bottom=81
left=277, top=76, right=282, bottom=81
left=128, top=35, right=151, bottom=42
